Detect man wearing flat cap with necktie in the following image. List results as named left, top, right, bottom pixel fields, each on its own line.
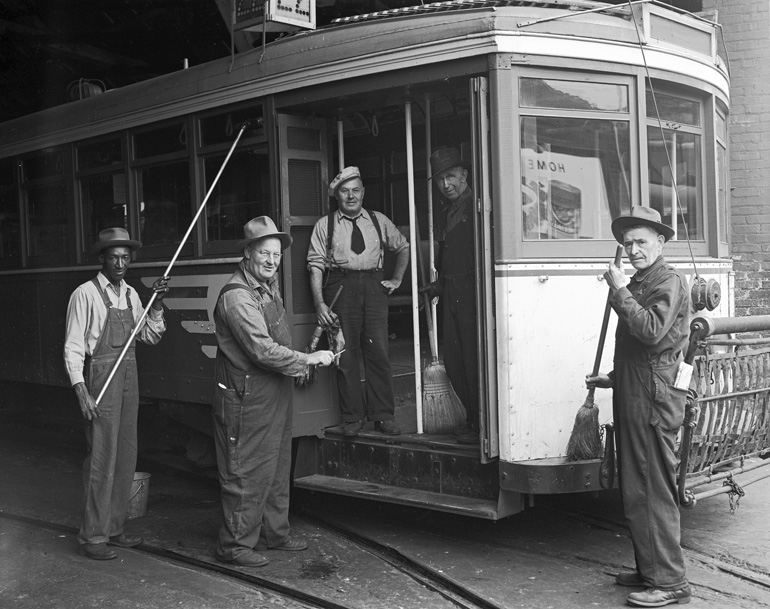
left=586, top=206, right=691, bottom=608
left=307, top=166, right=410, bottom=437
left=213, top=216, right=335, bottom=568
left=64, top=227, right=169, bottom=560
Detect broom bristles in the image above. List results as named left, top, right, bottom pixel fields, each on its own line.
left=565, top=392, right=603, bottom=461
left=422, top=359, right=466, bottom=434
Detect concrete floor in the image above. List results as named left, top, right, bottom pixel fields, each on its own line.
left=2, top=428, right=770, bottom=609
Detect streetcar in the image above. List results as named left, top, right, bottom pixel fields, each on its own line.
left=1, top=1, right=766, bottom=519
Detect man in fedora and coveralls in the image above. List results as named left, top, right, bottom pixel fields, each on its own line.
left=421, top=147, right=480, bottom=445
left=64, top=227, right=169, bottom=560
left=307, top=166, right=409, bottom=437
left=213, top=216, right=335, bottom=568
left=586, top=206, right=691, bottom=607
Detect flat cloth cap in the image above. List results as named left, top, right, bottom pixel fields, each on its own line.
left=328, top=166, right=361, bottom=197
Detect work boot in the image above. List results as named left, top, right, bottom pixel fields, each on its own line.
left=343, top=420, right=364, bottom=437
left=108, top=533, right=143, bottom=548
left=217, top=550, right=269, bottom=568
left=257, top=537, right=308, bottom=551
left=78, top=542, right=117, bottom=561
left=615, top=571, right=645, bottom=587
left=626, top=586, right=691, bottom=607
left=374, top=420, right=401, bottom=435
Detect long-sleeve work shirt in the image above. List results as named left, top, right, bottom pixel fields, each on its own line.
left=214, top=260, right=308, bottom=379
left=64, top=271, right=166, bottom=386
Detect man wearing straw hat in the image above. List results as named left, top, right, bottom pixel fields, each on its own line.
left=213, top=216, right=335, bottom=568
left=307, top=166, right=409, bottom=438
left=64, top=227, right=169, bottom=561
left=421, top=147, right=480, bottom=445
left=586, top=206, right=691, bottom=607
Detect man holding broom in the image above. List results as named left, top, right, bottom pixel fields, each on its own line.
left=586, top=206, right=691, bottom=607
left=307, top=166, right=409, bottom=437
left=421, top=147, right=480, bottom=445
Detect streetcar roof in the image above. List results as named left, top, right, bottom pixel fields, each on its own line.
left=0, top=1, right=725, bottom=155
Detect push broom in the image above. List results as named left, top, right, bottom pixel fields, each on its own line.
left=566, top=245, right=623, bottom=461
left=415, top=217, right=466, bottom=435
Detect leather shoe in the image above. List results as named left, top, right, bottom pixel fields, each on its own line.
left=78, top=542, right=117, bottom=561
left=374, top=420, right=401, bottom=435
left=343, top=420, right=365, bottom=437
left=616, top=571, right=645, bottom=587
left=257, top=537, right=308, bottom=552
left=108, top=533, right=143, bottom=548
left=218, top=551, right=269, bottom=568
left=626, top=586, right=691, bottom=607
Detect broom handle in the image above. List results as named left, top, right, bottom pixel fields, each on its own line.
left=414, top=216, right=439, bottom=360
left=589, top=246, right=624, bottom=393
left=95, top=120, right=255, bottom=405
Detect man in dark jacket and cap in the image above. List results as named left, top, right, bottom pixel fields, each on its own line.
left=587, top=206, right=691, bottom=607
left=421, top=147, right=480, bottom=445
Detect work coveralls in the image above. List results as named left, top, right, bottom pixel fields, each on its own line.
left=79, top=279, right=140, bottom=545
left=609, top=255, right=690, bottom=590
left=212, top=262, right=307, bottom=562
left=439, top=188, right=479, bottom=431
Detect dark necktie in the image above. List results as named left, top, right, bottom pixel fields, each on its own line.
left=350, top=216, right=365, bottom=255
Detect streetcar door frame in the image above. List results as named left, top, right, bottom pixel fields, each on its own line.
left=471, top=76, right=499, bottom=461
left=275, top=113, right=339, bottom=436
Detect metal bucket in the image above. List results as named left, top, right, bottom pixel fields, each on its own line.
left=126, top=472, right=151, bottom=519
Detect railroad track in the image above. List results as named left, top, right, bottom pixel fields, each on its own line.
left=0, top=509, right=501, bottom=609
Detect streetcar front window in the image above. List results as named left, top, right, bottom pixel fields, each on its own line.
left=645, top=86, right=704, bottom=241
left=520, top=116, right=630, bottom=240
left=137, top=161, right=192, bottom=248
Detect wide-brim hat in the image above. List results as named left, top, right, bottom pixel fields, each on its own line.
left=328, top=166, right=361, bottom=197
left=237, top=216, right=293, bottom=251
left=428, top=147, right=470, bottom=180
left=91, top=227, right=142, bottom=254
left=611, top=206, right=675, bottom=243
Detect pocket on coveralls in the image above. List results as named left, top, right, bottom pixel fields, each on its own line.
left=651, top=369, right=687, bottom=431
left=213, top=384, right=242, bottom=450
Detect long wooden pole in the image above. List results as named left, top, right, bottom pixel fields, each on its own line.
left=95, top=120, right=254, bottom=404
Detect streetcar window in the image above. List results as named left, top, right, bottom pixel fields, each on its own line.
left=80, top=174, right=129, bottom=244
left=520, top=116, right=629, bottom=240
left=134, top=123, right=188, bottom=159
left=77, top=138, right=122, bottom=170
left=520, top=79, right=629, bottom=113
left=0, top=159, right=21, bottom=267
left=200, top=106, right=264, bottom=147
left=22, top=150, right=63, bottom=180
left=646, top=90, right=700, bottom=127
left=26, top=183, right=69, bottom=256
left=204, top=149, right=271, bottom=242
left=716, top=110, right=728, bottom=245
left=22, top=149, right=72, bottom=264
left=137, top=161, right=192, bottom=248
left=645, top=87, right=703, bottom=240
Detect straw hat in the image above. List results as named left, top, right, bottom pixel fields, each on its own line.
left=237, top=216, right=292, bottom=251
left=328, top=166, right=361, bottom=197
left=91, top=227, right=141, bottom=254
left=428, top=147, right=470, bottom=180
left=611, top=206, right=674, bottom=243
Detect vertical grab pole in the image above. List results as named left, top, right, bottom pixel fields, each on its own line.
left=405, top=101, right=423, bottom=434
left=423, top=93, right=438, bottom=352
left=337, top=119, right=345, bottom=172
left=94, top=120, right=253, bottom=405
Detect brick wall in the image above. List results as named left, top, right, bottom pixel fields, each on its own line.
left=703, top=0, right=770, bottom=315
